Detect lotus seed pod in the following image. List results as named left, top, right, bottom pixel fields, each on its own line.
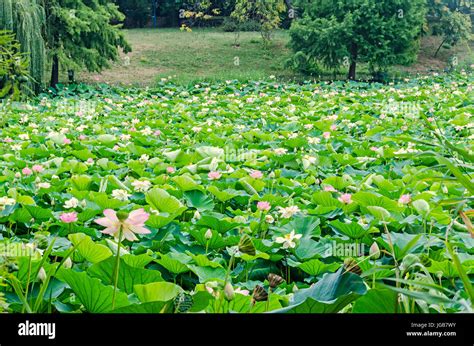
left=252, top=285, right=268, bottom=302
left=267, top=273, right=284, bottom=289
left=343, top=258, right=362, bottom=275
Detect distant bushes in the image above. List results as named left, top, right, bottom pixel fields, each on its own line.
left=221, top=17, right=261, bottom=32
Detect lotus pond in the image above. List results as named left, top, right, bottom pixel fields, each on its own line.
left=0, top=73, right=473, bottom=314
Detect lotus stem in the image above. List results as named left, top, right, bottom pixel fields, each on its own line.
left=111, top=226, right=123, bottom=310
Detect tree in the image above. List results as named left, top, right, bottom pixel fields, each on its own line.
left=0, top=0, right=46, bottom=93
left=289, top=0, right=427, bottom=80
left=114, top=0, right=151, bottom=28
left=0, top=30, right=30, bottom=100
left=231, top=0, right=287, bottom=44
left=43, top=0, right=131, bottom=87
left=434, top=10, right=471, bottom=57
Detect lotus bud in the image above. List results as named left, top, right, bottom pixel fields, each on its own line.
left=37, top=267, right=47, bottom=282
left=442, top=184, right=448, bottom=194
left=369, top=242, right=380, bottom=259
left=193, top=210, right=201, bottom=220
left=224, top=282, right=235, bottom=301
left=204, top=229, right=213, bottom=240
left=63, top=257, right=73, bottom=269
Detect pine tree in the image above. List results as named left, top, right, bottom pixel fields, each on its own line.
left=289, top=0, right=427, bottom=80
left=43, top=0, right=131, bottom=87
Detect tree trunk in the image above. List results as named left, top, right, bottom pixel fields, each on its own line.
left=50, top=54, right=59, bottom=88
left=348, top=43, right=358, bottom=80
left=434, top=38, right=447, bottom=58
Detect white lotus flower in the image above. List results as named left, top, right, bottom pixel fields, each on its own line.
left=139, top=154, right=149, bottom=163
left=274, top=148, right=288, bottom=155
left=0, top=197, right=16, bottom=210
left=278, top=205, right=300, bottom=219
left=64, top=197, right=79, bottom=209
left=275, top=230, right=302, bottom=249
left=131, top=180, right=151, bottom=193
left=112, top=189, right=131, bottom=201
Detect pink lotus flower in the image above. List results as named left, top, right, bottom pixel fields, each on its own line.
left=95, top=209, right=151, bottom=242
left=330, top=124, right=337, bottom=131
left=339, top=193, right=353, bottom=204
left=324, top=185, right=337, bottom=192
left=154, top=130, right=162, bottom=136
left=250, top=170, right=263, bottom=179
left=398, top=194, right=411, bottom=204
left=166, top=166, right=175, bottom=174
left=4, top=138, right=13, bottom=143
left=427, top=117, right=434, bottom=122
left=63, top=138, right=71, bottom=145
left=60, top=212, right=78, bottom=223
left=234, top=287, right=250, bottom=296
left=323, top=132, right=331, bottom=139
left=257, top=201, right=271, bottom=211
left=31, top=165, right=44, bottom=173
left=22, top=167, right=33, bottom=176
left=32, top=165, right=44, bottom=173
left=78, top=135, right=87, bottom=141
left=370, top=146, right=378, bottom=151
left=208, top=171, right=222, bottom=180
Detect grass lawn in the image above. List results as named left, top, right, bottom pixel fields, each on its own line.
left=79, top=28, right=296, bottom=86
left=78, top=27, right=473, bottom=86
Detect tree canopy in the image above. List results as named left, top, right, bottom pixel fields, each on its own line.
left=289, top=0, right=427, bottom=80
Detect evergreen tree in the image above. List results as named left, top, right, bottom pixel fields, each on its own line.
left=43, top=0, right=131, bottom=87
left=289, top=0, right=427, bottom=80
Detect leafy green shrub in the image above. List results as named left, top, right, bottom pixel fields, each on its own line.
left=0, top=30, right=30, bottom=100
left=285, top=51, right=321, bottom=76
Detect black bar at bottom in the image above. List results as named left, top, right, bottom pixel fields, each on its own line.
left=0, top=313, right=471, bottom=346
